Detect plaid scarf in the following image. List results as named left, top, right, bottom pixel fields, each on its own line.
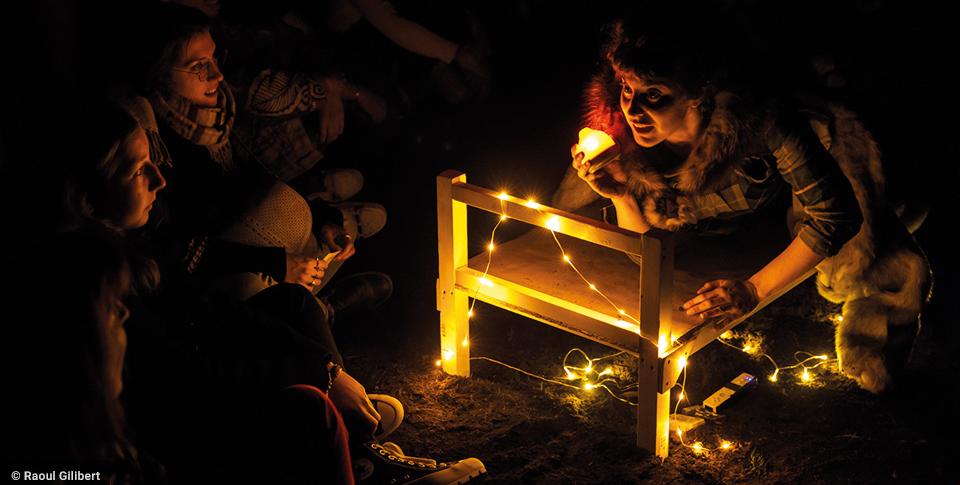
left=151, top=83, right=236, bottom=169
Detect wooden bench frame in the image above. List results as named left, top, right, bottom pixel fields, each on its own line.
left=436, top=170, right=809, bottom=458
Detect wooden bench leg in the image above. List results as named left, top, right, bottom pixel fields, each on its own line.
left=637, top=344, right=670, bottom=458
left=637, top=232, right=673, bottom=457
left=437, top=171, right=470, bottom=377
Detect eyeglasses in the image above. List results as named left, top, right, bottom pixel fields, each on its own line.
left=171, top=50, right=227, bottom=81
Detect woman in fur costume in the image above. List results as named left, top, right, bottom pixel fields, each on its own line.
left=561, top=19, right=931, bottom=393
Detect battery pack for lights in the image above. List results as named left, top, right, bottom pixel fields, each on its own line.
left=702, top=372, right=757, bottom=414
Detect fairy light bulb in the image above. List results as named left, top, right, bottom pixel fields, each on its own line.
left=545, top=215, right=561, bottom=231
left=487, top=242, right=495, bottom=252
left=499, top=214, right=508, bottom=221
left=563, top=254, right=571, bottom=263
left=525, top=199, right=541, bottom=209
left=497, top=191, right=509, bottom=200
left=461, top=338, right=469, bottom=348
left=479, top=277, right=493, bottom=287
left=599, top=367, right=613, bottom=376
left=720, top=440, right=732, bottom=450
left=588, top=283, right=597, bottom=291
left=583, top=383, right=595, bottom=391
left=742, top=344, right=754, bottom=354
left=678, top=391, right=685, bottom=401
left=467, top=309, right=474, bottom=318
left=565, top=369, right=576, bottom=380
left=692, top=442, right=704, bottom=453
left=769, top=369, right=779, bottom=382
left=801, top=368, right=812, bottom=382
left=677, top=355, right=688, bottom=370
left=435, top=359, right=442, bottom=367
left=443, top=350, right=453, bottom=361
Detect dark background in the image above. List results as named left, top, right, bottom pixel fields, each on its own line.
left=3, top=1, right=958, bottom=482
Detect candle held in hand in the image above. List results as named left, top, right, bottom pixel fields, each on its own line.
left=577, top=128, right=619, bottom=174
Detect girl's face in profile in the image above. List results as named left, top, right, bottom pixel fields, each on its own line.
left=168, top=30, right=224, bottom=107
left=102, top=127, right=166, bottom=230
left=618, top=70, right=701, bottom=148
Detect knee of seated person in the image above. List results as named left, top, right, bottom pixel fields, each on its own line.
left=280, top=385, right=343, bottom=424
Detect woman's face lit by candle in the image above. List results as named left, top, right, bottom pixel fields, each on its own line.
left=168, top=30, right=224, bottom=107
left=618, top=70, right=702, bottom=148
left=100, top=127, right=166, bottom=230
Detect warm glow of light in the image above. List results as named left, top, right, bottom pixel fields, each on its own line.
left=583, top=383, right=595, bottom=391
left=467, top=309, right=474, bottom=318
left=769, top=370, right=779, bottom=382
left=581, top=135, right=600, bottom=153
left=461, top=338, right=469, bottom=348
left=816, top=355, right=828, bottom=360
left=487, top=242, right=495, bottom=252
left=692, top=442, right=704, bottom=454
left=577, top=127, right=616, bottom=160
left=435, top=359, right=442, bottom=367
left=588, top=283, right=597, bottom=291
left=565, top=369, right=576, bottom=380
left=678, top=392, right=685, bottom=401
left=524, top=199, right=541, bottom=209
left=676, top=429, right=682, bottom=438
left=610, top=318, right=641, bottom=335
left=618, top=309, right=626, bottom=315
left=599, top=367, right=613, bottom=376
left=499, top=214, right=508, bottom=221
left=585, top=364, right=593, bottom=373
left=677, top=355, right=688, bottom=370
left=443, top=350, right=453, bottom=361
left=562, top=254, right=571, bottom=263
left=545, top=215, right=561, bottom=232
left=658, top=334, right=668, bottom=355
left=497, top=191, right=509, bottom=200
left=479, top=277, right=493, bottom=287
left=830, top=313, right=844, bottom=324
left=720, top=331, right=733, bottom=339
left=742, top=344, right=754, bottom=354
left=720, top=440, right=733, bottom=450
left=801, top=368, right=812, bottom=382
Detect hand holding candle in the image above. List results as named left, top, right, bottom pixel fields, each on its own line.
left=573, top=128, right=629, bottom=200
left=577, top=128, right=618, bottom=174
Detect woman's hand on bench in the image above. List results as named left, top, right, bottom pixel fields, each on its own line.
left=681, top=279, right=759, bottom=320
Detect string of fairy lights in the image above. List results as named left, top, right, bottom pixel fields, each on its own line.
left=436, top=187, right=842, bottom=457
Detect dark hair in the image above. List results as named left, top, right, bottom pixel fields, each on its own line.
left=601, top=16, right=727, bottom=100
left=3, top=224, right=139, bottom=472
left=127, top=3, right=213, bottom=93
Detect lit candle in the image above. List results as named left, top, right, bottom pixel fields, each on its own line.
left=577, top=128, right=618, bottom=174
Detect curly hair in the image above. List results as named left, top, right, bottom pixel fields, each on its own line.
left=600, top=16, right=726, bottom=100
